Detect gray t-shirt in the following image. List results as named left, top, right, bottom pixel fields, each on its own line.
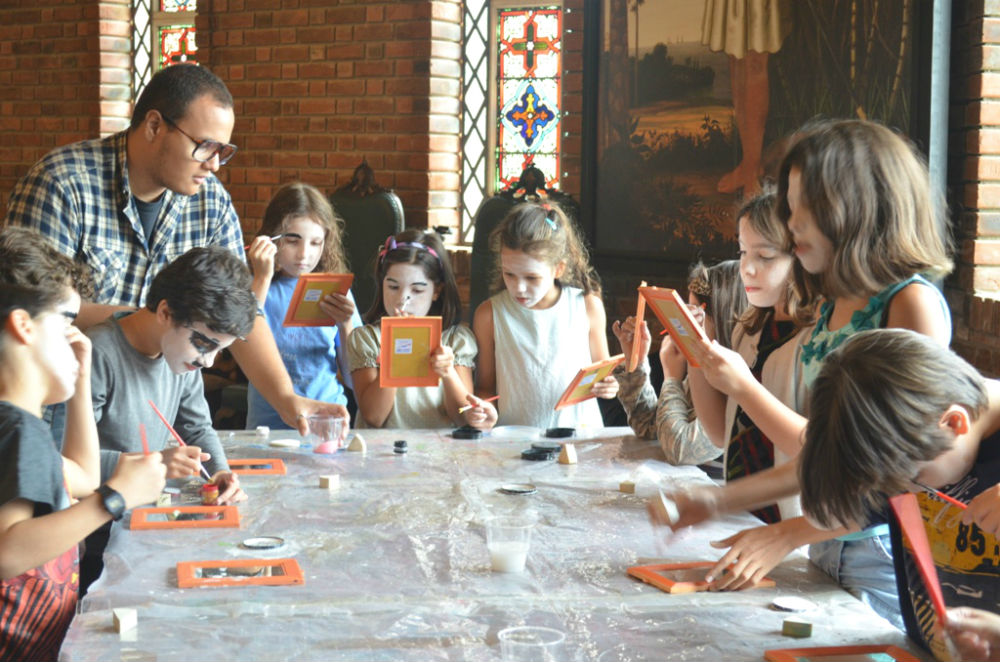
left=0, top=401, right=68, bottom=514
left=88, top=312, right=229, bottom=482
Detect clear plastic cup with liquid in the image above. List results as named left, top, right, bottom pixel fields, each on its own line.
left=308, top=415, right=344, bottom=454
left=486, top=515, right=535, bottom=573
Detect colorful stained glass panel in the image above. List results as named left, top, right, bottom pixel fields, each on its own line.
left=496, top=7, right=562, bottom=190
left=161, top=0, right=196, bottom=10
left=160, top=26, right=197, bottom=68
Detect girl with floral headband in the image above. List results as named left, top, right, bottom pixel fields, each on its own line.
left=347, top=229, right=497, bottom=429
left=474, top=201, right=618, bottom=428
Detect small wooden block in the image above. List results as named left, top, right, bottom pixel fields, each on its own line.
left=318, top=475, right=340, bottom=490
left=347, top=434, right=366, bottom=452
left=558, top=443, right=577, bottom=464
left=619, top=480, right=636, bottom=494
left=113, top=607, right=137, bottom=633
left=155, top=492, right=172, bottom=508
left=782, top=618, right=812, bottom=638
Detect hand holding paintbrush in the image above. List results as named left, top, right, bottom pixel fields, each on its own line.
left=148, top=400, right=214, bottom=482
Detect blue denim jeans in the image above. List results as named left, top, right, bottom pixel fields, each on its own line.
left=809, top=533, right=904, bottom=631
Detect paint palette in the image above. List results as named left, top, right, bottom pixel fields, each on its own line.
left=499, top=483, right=537, bottom=495
left=490, top=425, right=542, bottom=440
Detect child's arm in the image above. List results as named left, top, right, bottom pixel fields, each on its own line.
left=246, top=237, right=277, bottom=303
left=885, top=282, right=952, bottom=345
left=333, top=293, right=363, bottom=392
left=584, top=293, right=618, bottom=400
left=472, top=300, right=497, bottom=400
left=0, top=453, right=166, bottom=579
left=175, top=385, right=246, bottom=505
left=351, top=367, right=396, bottom=427
left=60, top=325, right=101, bottom=497
left=432, top=345, right=473, bottom=424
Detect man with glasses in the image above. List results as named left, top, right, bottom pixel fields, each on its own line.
left=4, top=63, right=348, bottom=437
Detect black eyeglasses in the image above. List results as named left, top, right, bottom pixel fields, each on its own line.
left=162, top=115, right=238, bottom=165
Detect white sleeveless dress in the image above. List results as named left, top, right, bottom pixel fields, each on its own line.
left=491, top=287, right=604, bottom=428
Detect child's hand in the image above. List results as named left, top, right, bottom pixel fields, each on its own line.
left=659, top=335, right=687, bottom=381
left=246, top=236, right=277, bottom=275
left=963, top=485, right=1000, bottom=538
left=611, top=317, right=650, bottom=372
left=461, top=394, right=498, bottom=429
left=647, top=485, right=718, bottom=531
left=945, top=606, right=1000, bottom=661
left=687, top=339, right=755, bottom=398
left=429, top=344, right=455, bottom=378
left=160, top=446, right=211, bottom=480
left=291, top=400, right=350, bottom=437
left=319, top=292, right=356, bottom=326
left=591, top=375, right=619, bottom=399
left=107, top=452, right=167, bottom=509
left=210, top=471, right=247, bottom=505
left=66, top=323, right=92, bottom=383
left=705, top=520, right=800, bottom=590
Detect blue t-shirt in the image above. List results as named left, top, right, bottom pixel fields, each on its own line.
left=246, top=274, right=362, bottom=429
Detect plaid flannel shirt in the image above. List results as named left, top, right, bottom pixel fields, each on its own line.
left=4, top=131, right=244, bottom=307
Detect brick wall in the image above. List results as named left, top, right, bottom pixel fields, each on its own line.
left=0, top=0, right=131, bottom=216
left=948, top=0, right=1000, bottom=374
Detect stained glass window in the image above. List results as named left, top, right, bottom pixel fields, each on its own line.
left=496, top=7, right=562, bottom=190
left=131, top=0, right=198, bottom=102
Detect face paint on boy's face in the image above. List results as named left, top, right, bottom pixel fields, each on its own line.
left=160, top=320, right=235, bottom=374
left=36, top=291, right=83, bottom=404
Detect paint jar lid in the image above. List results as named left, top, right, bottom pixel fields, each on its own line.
left=545, top=427, right=575, bottom=438
left=241, top=536, right=285, bottom=550
left=452, top=426, right=483, bottom=440
left=521, top=448, right=556, bottom=461
left=531, top=441, right=562, bottom=452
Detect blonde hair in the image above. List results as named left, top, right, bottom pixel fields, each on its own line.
left=777, top=119, right=953, bottom=300
left=258, top=181, right=348, bottom=274
left=489, top=202, right=600, bottom=295
left=736, top=188, right=819, bottom=335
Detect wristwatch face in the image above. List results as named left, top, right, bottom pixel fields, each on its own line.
left=99, top=485, right=126, bottom=521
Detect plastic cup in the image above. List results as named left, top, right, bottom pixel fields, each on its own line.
left=308, top=415, right=344, bottom=454
left=498, top=626, right=566, bottom=661
left=486, top=515, right=535, bottom=573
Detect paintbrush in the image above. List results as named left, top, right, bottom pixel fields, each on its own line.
left=139, top=423, right=150, bottom=456
left=148, top=400, right=213, bottom=482
left=458, top=395, right=499, bottom=414
left=912, top=479, right=967, bottom=510
left=243, top=233, right=284, bottom=250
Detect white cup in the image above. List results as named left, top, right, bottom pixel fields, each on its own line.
left=498, top=626, right=566, bottom=661
left=486, top=515, right=534, bottom=573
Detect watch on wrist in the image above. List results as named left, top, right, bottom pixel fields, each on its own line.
left=97, top=484, right=126, bottom=521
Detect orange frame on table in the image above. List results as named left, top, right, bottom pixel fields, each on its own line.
left=282, top=273, right=354, bottom=327
left=379, top=316, right=442, bottom=388
left=638, top=286, right=709, bottom=367
left=130, top=505, right=240, bottom=530
left=228, top=458, right=287, bottom=475
left=554, top=354, right=624, bottom=410
left=764, top=645, right=920, bottom=662
left=176, top=558, right=305, bottom=588
left=628, top=280, right=648, bottom=372
left=627, top=561, right=775, bottom=594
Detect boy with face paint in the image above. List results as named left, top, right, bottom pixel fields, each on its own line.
left=81, top=247, right=257, bottom=591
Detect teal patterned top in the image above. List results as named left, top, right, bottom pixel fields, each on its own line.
left=800, top=275, right=949, bottom=387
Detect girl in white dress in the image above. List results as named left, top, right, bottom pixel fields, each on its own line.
left=473, top=202, right=618, bottom=428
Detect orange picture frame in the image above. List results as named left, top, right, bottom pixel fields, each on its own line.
left=554, top=354, right=625, bottom=410
left=228, top=458, right=287, bottom=475
left=627, top=561, right=776, bottom=594
left=763, top=645, right=920, bottom=662
left=130, top=505, right=241, bottom=530
left=282, top=273, right=354, bottom=327
left=638, top=286, right=709, bottom=367
left=628, top=280, right=648, bottom=372
left=176, top=558, right=305, bottom=588
left=379, top=316, right=443, bottom=388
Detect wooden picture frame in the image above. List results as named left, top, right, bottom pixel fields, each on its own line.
left=379, top=316, right=443, bottom=387
left=282, top=273, right=354, bottom=327
left=554, top=354, right=625, bottom=410
left=228, top=458, right=287, bottom=475
left=176, top=558, right=305, bottom=588
left=764, top=644, right=920, bottom=662
left=628, top=280, right=648, bottom=372
left=130, top=505, right=240, bottom=530
left=627, top=561, right=775, bottom=594
left=638, top=286, right=708, bottom=367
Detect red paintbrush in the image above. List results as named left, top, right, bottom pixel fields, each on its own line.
left=139, top=423, right=150, bottom=455
left=458, top=395, right=499, bottom=414
left=148, top=400, right=213, bottom=482
left=912, top=480, right=967, bottom=510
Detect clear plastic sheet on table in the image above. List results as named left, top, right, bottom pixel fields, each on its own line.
left=60, top=428, right=927, bottom=661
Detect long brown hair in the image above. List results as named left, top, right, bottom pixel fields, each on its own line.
left=258, top=181, right=348, bottom=274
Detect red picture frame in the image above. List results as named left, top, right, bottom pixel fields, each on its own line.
left=627, top=561, right=775, bottom=594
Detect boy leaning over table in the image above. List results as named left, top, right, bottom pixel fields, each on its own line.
left=0, top=227, right=165, bottom=661
left=795, top=329, right=1000, bottom=662
left=81, top=246, right=257, bottom=593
